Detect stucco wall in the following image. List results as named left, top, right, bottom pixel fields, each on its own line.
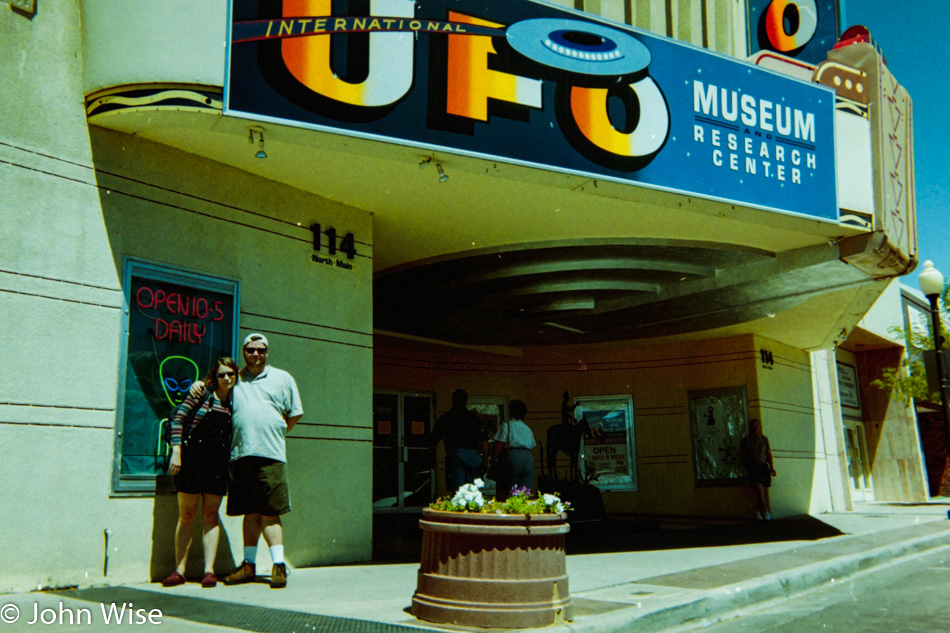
left=81, top=0, right=228, bottom=95
left=852, top=346, right=928, bottom=502
left=1, top=0, right=129, bottom=592
left=90, top=125, right=375, bottom=575
left=754, top=336, right=835, bottom=516
left=1, top=1, right=374, bottom=592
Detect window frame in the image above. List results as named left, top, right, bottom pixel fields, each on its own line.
left=111, top=258, right=240, bottom=495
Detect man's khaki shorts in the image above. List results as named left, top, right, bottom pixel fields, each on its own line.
left=227, top=456, right=291, bottom=516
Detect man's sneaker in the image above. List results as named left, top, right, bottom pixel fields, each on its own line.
left=270, top=563, right=288, bottom=589
left=223, top=560, right=255, bottom=585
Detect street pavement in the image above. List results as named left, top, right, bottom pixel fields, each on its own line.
left=691, top=546, right=950, bottom=632
left=3, top=501, right=950, bottom=633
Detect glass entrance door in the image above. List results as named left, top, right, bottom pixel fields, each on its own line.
left=844, top=420, right=873, bottom=502
left=373, top=391, right=435, bottom=513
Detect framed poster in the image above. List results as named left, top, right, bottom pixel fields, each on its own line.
left=576, top=395, right=637, bottom=491
left=836, top=362, right=862, bottom=414
left=688, top=386, right=749, bottom=486
left=112, top=259, right=239, bottom=494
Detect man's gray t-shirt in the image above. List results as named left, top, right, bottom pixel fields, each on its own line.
left=231, top=366, right=303, bottom=463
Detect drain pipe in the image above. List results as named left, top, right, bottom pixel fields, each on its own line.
left=103, top=529, right=111, bottom=577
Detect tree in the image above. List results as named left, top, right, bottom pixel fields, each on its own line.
left=870, top=282, right=950, bottom=404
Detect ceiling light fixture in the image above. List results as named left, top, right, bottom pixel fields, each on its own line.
left=419, top=157, right=449, bottom=182
left=248, top=126, right=267, bottom=159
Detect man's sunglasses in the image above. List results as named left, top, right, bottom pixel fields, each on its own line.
left=245, top=348, right=268, bottom=355
left=217, top=371, right=236, bottom=378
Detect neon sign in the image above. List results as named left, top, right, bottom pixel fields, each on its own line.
left=134, top=284, right=225, bottom=344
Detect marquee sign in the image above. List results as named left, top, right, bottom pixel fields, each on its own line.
left=226, top=0, right=837, bottom=222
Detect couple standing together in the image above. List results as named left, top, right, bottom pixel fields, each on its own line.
left=431, top=389, right=536, bottom=498
left=163, top=333, right=303, bottom=589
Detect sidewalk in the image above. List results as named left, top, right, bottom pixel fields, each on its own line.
left=6, top=502, right=950, bottom=633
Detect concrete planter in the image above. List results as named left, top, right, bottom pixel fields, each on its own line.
left=412, top=508, right=573, bottom=628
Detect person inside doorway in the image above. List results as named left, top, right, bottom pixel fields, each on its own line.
left=741, top=418, right=777, bottom=520
left=490, top=400, right=537, bottom=499
left=430, top=389, right=489, bottom=494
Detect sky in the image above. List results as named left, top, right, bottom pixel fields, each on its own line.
left=841, top=0, right=950, bottom=289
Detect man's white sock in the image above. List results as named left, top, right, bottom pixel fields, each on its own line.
left=270, top=545, right=285, bottom=565
left=244, top=546, right=258, bottom=564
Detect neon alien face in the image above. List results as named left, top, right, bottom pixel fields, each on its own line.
left=159, top=356, right=199, bottom=407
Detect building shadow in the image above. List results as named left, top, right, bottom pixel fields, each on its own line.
left=149, top=493, right=236, bottom=581
left=371, top=513, right=843, bottom=563
left=565, top=514, right=843, bottom=554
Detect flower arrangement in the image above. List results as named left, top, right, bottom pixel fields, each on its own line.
left=430, top=479, right=569, bottom=515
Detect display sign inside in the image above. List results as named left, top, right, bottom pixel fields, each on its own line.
left=226, top=0, right=837, bottom=222
left=836, top=362, right=861, bottom=411
left=688, top=386, right=749, bottom=486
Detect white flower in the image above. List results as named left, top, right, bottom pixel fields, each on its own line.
left=542, top=494, right=559, bottom=506
left=450, top=482, right=485, bottom=510
left=474, top=478, right=484, bottom=488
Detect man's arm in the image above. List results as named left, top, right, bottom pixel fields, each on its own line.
left=766, top=437, right=776, bottom=476
left=285, top=414, right=302, bottom=433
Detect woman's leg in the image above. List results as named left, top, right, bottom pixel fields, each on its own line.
left=521, top=454, right=536, bottom=490
left=512, top=452, right=535, bottom=490
left=175, top=493, right=200, bottom=574
left=200, top=494, right=224, bottom=574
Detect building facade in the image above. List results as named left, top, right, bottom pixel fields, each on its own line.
left=1, top=0, right=921, bottom=592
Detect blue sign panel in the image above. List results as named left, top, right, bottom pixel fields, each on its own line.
left=226, top=0, right=837, bottom=222
left=746, top=0, right=840, bottom=65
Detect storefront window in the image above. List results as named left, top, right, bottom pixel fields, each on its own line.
left=576, top=395, right=637, bottom=491
left=112, top=259, right=239, bottom=494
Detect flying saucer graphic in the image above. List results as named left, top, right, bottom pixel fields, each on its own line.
left=506, top=18, right=652, bottom=86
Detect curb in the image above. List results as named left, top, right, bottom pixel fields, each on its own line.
left=562, top=523, right=950, bottom=633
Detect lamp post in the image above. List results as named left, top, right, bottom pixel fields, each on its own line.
left=919, top=260, right=950, bottom=456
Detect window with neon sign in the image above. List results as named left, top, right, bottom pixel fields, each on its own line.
left=113, top=259, right=239, bottom=494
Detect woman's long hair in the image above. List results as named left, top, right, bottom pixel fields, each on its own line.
left=204, top=357, right=239, bottom=391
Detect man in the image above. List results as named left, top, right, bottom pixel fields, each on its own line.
left=430, top=389, right=488, bottom=493
left=741, top=418, right=776, bottom=520
left=196, top=333, right=302, bottom=588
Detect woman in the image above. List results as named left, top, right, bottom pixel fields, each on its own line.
left=489, top=400, right=537, bottom=499
left=161, top=357, right=238, bottom=588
